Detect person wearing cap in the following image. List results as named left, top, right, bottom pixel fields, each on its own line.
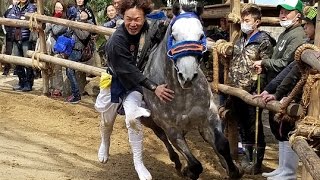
left=303, top=6, right=317, bottom=43
left=255, top=6, right=317, bottom=180
left=253, top=0, right=308, bottom=179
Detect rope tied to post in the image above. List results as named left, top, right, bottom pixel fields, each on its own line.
left=31, top=50, right=42, bottom=70
left=228, top=12, right=241, bottom=24
left=212, top=40, right=234, bottom=92
left=28, top=13, right=39, bottom=32
left=275, top=44, right=320, bottom=123
left=31, top=51, right=55, bottom=77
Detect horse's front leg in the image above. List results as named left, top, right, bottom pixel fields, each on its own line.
left=166, top=127, right=203, bottom=180
left=200, top=113, right=244, bottom=179
left=140, top=117, right=182, bottom=172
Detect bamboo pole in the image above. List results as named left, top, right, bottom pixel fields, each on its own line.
left=0, top=17, right=42, bottom=29
left=0, top=54, right=45, bottom=68
left=26, top=51, right=105, bottom=76
left=24, top=13, right=116, bottom=36
left=36, top=0, right=49, bottom=95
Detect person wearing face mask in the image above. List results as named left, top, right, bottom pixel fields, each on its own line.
left=225, top=4, right=276, bottom=175
left=251, top=1, right=306, bottom=178
left=45, top=0, right=68, bottom=98
left=254, top=6, right=317, bottom=180
left=253, top=0, right=306, bottom=84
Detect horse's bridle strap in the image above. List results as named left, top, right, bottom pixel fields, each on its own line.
left=170, top=43, right=203, bottom=55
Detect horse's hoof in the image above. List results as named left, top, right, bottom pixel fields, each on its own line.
left=98, top=143, right=109, bottom=163
left=182, top=165, right=203, bottom=180
left=229, top=165, right=244, bottom=180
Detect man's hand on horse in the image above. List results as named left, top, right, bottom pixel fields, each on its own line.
left=155, top=84, right=174, bottom=103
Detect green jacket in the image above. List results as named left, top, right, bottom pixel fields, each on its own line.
left=261, top=25, right=306, bottom=83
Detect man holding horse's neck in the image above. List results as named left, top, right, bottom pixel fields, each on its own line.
left=95, top=0, right=174, bottom=179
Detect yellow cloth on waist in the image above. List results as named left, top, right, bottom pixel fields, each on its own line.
left=99, top=72, right=112, bottom=89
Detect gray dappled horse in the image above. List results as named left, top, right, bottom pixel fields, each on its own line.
left=142, top=4, right=243, bottom=180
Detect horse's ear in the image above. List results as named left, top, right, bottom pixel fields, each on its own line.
left=195, top=3, right=204, bottom=16
left=172, top=2, right=180, bottom=16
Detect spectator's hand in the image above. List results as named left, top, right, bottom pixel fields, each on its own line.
left=254, top=65, right=263, bottom=74
left=253, top=60, right=262, bottom=67
left=262, top=94, right=276, bottom=103
left=253, top=90, right=269, bottom=99
left=155, top=84, right=174, bottom=103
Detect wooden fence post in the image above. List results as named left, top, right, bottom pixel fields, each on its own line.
left=36, top=0, right=49, bottom=95
left=226, top=0, right=241, bottom=159
left=297, top=1, right=320, bottom=179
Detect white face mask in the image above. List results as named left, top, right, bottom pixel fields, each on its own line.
left=280, top=19, right=294, bottom=28
left=241, top=23, right=254, bottom=34
left=280, top=14, right=299, bottom=29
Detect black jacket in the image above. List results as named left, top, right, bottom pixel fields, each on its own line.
left=264, top=61, right=301, bottom=100
left=106, top=23, right=150, bottom=102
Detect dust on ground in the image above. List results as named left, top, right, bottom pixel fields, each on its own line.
left=0, top=74, right=301, bottom=180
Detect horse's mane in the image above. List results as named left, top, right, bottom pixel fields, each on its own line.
left=172, top=2, right=204, bottom=16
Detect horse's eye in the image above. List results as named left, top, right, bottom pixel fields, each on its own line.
left=199, top=34, right=204, bottom=40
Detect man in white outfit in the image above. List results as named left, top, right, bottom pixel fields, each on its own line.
left=95, top=0, right=174, bottom=179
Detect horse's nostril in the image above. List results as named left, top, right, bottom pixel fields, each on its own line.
left=192, top=73, right=198, bottom=81
left=178, top=72, right=184, bottom=81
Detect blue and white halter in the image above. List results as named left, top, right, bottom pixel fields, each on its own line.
left=167, top=12, right=207, bottom=62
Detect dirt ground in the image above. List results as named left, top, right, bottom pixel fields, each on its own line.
left=0, top=73, right=302, bottom=180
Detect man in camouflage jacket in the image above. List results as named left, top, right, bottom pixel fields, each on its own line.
left=226, top=4, right=276, bottom=175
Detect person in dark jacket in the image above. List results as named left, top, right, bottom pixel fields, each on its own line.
left=226, top=4, right=276, bottom=175
left=45, top=0, right=68, bottom=97
left=257, top=5, right=317, bottom=140
left=7, top=0, right=37, bottom=91
left=2, top=0, right=19, bottom=76
left=64, top=0, right=95, bottom=103
left=94, top=0, right=174, bottom=179
left=253, top=1, right=307, bottom=179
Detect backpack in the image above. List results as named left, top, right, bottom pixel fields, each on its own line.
left=80, top=36, right=94, bottom=62
left=53, top=35, right=75, bottom=57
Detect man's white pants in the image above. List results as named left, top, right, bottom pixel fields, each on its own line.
left=95, top=88, right=152, bottom=180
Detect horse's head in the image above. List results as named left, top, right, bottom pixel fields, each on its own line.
left=167, top=3, right=206, bottom=89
